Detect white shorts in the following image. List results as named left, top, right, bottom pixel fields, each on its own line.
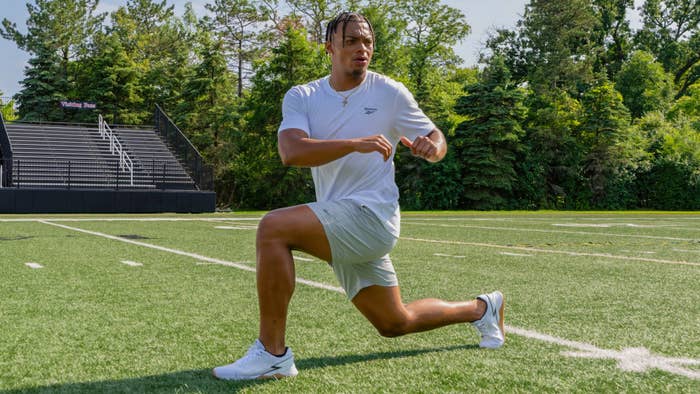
left=307, top=199, right=399, bottom=300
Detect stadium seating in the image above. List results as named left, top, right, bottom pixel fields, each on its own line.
left=3, top=122, right=195, bottom=190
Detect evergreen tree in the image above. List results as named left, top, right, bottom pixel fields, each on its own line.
left=579, top=82, right=648, bottom=208
left=15, top=44, right=67, bottom=121
left=224, top=26, right=328, bottom=209
left=453, top=57, right=526, bottom=209
left=83, top=33, right=144, bottom=124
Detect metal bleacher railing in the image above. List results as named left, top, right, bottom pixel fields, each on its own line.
left=99, top=114, right=133, bottom=186
left=154, top=105, right=213, bottom=191
left=0, top=112, right=13, bottom=188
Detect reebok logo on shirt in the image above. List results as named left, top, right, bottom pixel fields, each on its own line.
left=364, top=107, right=378, bottom=115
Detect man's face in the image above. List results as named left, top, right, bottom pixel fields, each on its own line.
left=326, top=19, right=374, bottom=79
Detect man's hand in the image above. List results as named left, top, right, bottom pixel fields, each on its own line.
left=400, top=129, right=446, bottom=163
left=352, top=134, right=393, bottom=161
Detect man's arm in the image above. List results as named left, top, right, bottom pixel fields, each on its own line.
left=278, top=128, right=394, bottom=167
left=399, top=128, right=447, bottom=163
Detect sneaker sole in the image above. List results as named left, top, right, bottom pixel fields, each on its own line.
left=212, top=369, right=296, bottom=381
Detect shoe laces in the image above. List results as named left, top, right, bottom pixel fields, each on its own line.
left=237, top=342, right=268, bottom=364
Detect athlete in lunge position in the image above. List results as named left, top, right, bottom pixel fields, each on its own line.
left=213, top=11, right=505, bottom=380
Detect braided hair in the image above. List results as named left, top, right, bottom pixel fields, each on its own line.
left=325, top=11, right=375, bottom=47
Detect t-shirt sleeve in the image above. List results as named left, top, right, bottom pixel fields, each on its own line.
left=392, top=83, right=436, bottom=141
left=278, top=86, right=310, bottom=135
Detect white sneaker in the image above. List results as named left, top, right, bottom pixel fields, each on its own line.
left=471, top=291, right=505, bottom=348
left=212, top=339, right=299, bottom=380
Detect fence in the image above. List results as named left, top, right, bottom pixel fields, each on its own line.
left=1, top=158, right=188, bottom=190
left=154, top=105, right=214, bottom=191
left=0, top=112, right=12, bottom=187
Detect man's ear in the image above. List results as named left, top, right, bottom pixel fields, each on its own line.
left=325, top=40, right=334, bottom=55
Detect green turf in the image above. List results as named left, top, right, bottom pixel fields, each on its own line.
left=0, top=212, right=698, bottom=393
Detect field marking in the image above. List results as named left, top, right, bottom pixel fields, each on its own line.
left=38, top=220, right=344, bottom=294
left=293, top=255, right=315, bottom=262
left=499, top=252, right=533, bottom=257
left=508, top=326, right=700, bottom=380
left=434, top=253, right=465, bottom=259
left=401, top=237, right=700, bottom=267
left=215, top=225, right=257, bottom=230
left=674, top=249, right=700, bottom=254
left=0, top=218, right=262, bottom=222
left=402, top=221, right=699, bottom=242
left=121, top=260, right=143, bottom=267
left=35, top=220, right=699, bottom=380
left=25, top=262, right=43, bottom=269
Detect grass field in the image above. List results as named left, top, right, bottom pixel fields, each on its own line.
left=1, top=211, right=698, bottom=393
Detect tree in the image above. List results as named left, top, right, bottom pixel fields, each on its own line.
left=109, top=0, right=192, bottom=119
left=82, top=32, right=144, bottom=124
left=633, top=112, right=700, bottom=209
left=1, top=92, right=18, bottom=121
left=524, top=91, right=585, bottom=208
left=396, top=0, right=470, bottom=105
left=285, top=0, right=344, bottom=44
left=520, top=0, right=598, bottom=95
left=615, top=50, right=675, bottom=118
left=1, top=0, right=104, bottom=78
left=2, top=0, right=104, bottom=121
left=579, top=82, right=648, bottom=208
left=668, top=81, right=700, bottom=130
left=591, top=0, right=634, bottom=78
left=635, top=0, right=700, bottom=97
left=452, top=57, right=526, bottom=209
left=205, top=0, right=273, bottom=97
left=14, top=44, right=67, bottom=121
left=223, top=26, right=328, bottom=208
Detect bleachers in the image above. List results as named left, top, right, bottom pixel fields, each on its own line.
left=3, top=121, right=195, bottom=190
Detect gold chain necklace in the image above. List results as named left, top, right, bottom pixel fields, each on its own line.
left=331, top=80, right=360, bottom=107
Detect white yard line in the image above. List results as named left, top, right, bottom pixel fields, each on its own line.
left=401, top=237, right=700, bottom=267
left=402, top=221, right=699, bottom=243
left=35, top=220, right=699, bottom=380
left=38, top=220, right=343, bottom=294
left=499, top=252, right=533, bottom=257
left=25, top=262, right=43, bottom=269
left=121, top=260, right=143, bottom=267
left=508, top=326, right=700, bottom=380
left=433, top=253, right=465, bottom=259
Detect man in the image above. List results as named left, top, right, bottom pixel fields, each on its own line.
left=213, top=12, right=505, bottom=380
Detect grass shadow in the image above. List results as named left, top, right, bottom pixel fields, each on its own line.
left=1, top=344, right=479, bottom=393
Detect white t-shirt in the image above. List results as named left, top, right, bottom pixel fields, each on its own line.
left=278, top=71, right=435, bottom=236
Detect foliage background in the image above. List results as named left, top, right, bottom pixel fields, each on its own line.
left=1, top=0, right=699, bottom=210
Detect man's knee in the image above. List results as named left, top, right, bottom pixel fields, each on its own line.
left=257, top=210, right=290, bottom=243
left=373, top=316, right=410, bottom=338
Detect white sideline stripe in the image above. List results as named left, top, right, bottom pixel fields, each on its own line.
left=401, top=237, right=700, bottom=267
left=25, top=262, right=43, bottom=269
left=507, top=326, right=700, bottom=380
left=500, top=252, right=533, bottom=257
left=38, top=220, right=344, bottom=294
left=121, top=260, right=142, bottom=267
left=402, top=221, right=699, bottom=242
left=35, top=221, right=699, bottom=379
left=215, top=226, right=257, bottom=230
